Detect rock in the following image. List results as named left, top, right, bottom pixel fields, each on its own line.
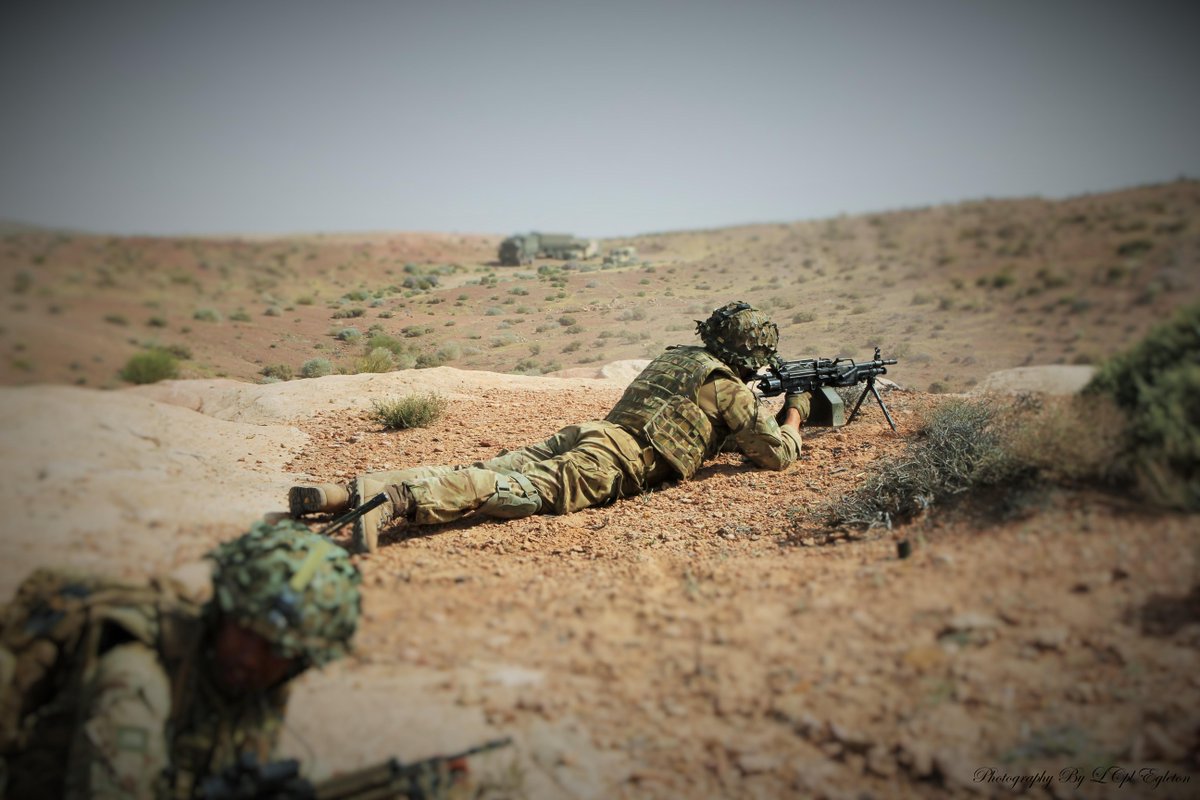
left=828, top=721, right=873, bottom=752
left=1029, top=627, right=1069, bottom=650
left=931, top=552, right=956, bottom=568
left=968, top=365, right=1096, bottom=396
left=933, top=749, right=982, bottom=793
left=939, top=612, right=1001, bottom=645
left=789, top=757, right=841, bottom=793
left=736, top=752, right=782, bottom=775
left=896, top=740, right=935, bottom=778
left=865, top=745, right=896, bottom=777
left=945, top=612, right=1001, bottom=632
left=902, top=644, right=947, bottom=673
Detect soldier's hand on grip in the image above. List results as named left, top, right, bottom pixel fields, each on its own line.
left=777, top=391, right=811, bottom=425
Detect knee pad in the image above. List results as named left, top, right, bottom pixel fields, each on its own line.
left=481, top=471, right=542, bottom=519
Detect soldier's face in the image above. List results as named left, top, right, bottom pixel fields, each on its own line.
left=211, top=618, right=299, bottom=695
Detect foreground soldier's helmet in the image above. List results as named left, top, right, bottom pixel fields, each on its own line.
left=696, top=301, right=779, bottom=371
left=208, top=520, right=362, bottom=666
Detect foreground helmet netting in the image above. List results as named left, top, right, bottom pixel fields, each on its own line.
left=208, top=520, right=362, bottom=666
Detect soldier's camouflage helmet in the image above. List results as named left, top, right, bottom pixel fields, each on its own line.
left=208, top=520, right=362, bottom=667
left=696, top=301, right=779, bottom=371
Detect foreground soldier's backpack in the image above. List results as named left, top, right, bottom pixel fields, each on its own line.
left=0, top=567, right=199, bottom=797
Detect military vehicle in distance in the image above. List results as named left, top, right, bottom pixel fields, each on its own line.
left=498, top=232, right=598, bottom=266
left=603, top=246, right=639, bottom=266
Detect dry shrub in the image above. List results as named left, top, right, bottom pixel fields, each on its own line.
left=823, top=395, right=1127, bottom=530
left=824, top=399, right=1014, bottom=529
left=998, top=395, right=1125, bottom=485
left=354, top=348, right=395, bottom=374
left=371, top=393, right=448, bottom=430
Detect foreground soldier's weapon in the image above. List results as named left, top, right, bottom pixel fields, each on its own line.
left=315, top=492, right=390, bottom=538
left=754, top=347, right=899, bottom=431
left=198, top=736, right=514, bottom=800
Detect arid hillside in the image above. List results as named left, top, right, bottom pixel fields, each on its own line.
left=0, top=183, right=1197, bottom=798
left=2, top=180, right=1197, bottom=394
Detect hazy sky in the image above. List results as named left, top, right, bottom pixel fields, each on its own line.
left=2, top=0, right=1198, bottom=238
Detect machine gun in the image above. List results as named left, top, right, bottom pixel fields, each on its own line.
left=198, top=737, right=514, bottom=800
left=754, top=347, right=898, bottom=431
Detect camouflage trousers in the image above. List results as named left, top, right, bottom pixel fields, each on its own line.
left=363, top=421, right=670, bottom=525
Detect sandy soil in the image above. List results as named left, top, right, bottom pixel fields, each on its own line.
left=0, top=366, right=1195, bottom=799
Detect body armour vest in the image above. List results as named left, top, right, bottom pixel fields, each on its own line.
left=605, top=346, right=738, bottom=479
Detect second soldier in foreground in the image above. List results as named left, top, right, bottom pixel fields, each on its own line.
left=0, top=521, right=361, bottom=798
left=290, top=301, right=812, bottom=553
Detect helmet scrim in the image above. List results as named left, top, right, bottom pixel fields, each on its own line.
left=208, top=520, right=362, bottom=666
left=696, top=301, right=779, bottom=371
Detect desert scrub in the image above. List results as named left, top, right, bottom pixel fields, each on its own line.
left=193, top=308, right=222, bottom=322
left=120, top=348, right=180, bottom=384
left=331, top=307, right=366, bottom=319
left=354, top=347, right=395, bottom=374
left=260, top=364, right=293, bottom=381
left=824, top=393, right=1128, bottom=531
left=1083, top=301, right=1200, bottom=509
left=371, top=393, right=448, bottom=430
left=300, top=358, right=334, bottom=378
left=335, top=327, right=361, bottom=342
left=822, top=400, right=1021, bottom=529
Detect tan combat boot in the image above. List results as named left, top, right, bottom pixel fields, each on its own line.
left=351, top=477, right=414, bottom=554
left=288, top=483, right=351, bottom=517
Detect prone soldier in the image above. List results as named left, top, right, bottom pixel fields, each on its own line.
left=289, top=301, right=813, bottom=553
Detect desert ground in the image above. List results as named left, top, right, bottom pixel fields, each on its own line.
left=0, top=182, right=1197, bottom=798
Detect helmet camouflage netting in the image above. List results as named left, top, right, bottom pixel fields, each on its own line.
left=208, top=519, right=362, bottom=666
left=696, top=301, right=779, bottom=371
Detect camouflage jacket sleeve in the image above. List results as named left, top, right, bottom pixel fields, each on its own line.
left=699, top=375, right=801, bottom=470
left=66, top=641, right=172, bottom=800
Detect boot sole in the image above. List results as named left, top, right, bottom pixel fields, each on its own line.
left=289, top=486, right=327, bottom=517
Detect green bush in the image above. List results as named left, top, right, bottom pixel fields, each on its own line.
left=230, top=309, right=252, bottom=322
left=332, top=307, right=366, bottom=319
left=354, top=347, right=395, bottom=373
left=120, top=349, right=180, bottom=384
left=193, top=308, right=221, bottom=322
left=300, top=358, right=334, bottom=378
left=335, top=327, right=361, bottom=342
left=366, top=333, right=407, bottom=356
left=1084, top=302, right=1200, bottom=509
left=371, top=393, right=448, bottom=430
left=260, top=364, right=293, bottom=381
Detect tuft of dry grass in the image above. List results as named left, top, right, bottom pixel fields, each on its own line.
left=371, top=393, right=449, bottom=430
